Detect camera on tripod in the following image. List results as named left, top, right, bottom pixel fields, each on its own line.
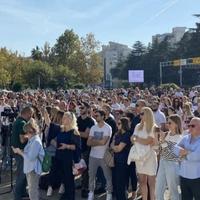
left=1, top=107, right=18, bottom=148
left=0, top=107, right=17, bottom=192
left=1, top=107, right=17, bottom=123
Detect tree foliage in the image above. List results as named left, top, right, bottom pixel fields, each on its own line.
left=111, top=16, right=200, bottom=86
left=0, top=30, right=103, bottom=89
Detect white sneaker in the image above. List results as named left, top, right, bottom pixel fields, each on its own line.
left=58, top=184, right=65, bottom=194
left=106, top=193, right=112, bottom=200
left=87, top=191, right=94, bottom=200
left=47, top=186, right=53, bottom=196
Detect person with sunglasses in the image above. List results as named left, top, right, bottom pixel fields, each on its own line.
left=131, top=99, right=147, bottom=133
left=155, top=114, right=182, bottom=200
left=174, top=117, right=200, bottom=200
left=111, top=117, right=131, bottom=200
left=182, top=116, right=193, bottom=136
left=77, top=102, right=95, bottom=198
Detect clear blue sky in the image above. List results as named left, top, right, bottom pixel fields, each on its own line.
left=0, top=0, right=200, bottom=56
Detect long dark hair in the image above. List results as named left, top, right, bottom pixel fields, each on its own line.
left=172, top=98, right=183, bottom=110
left=118, top=117, right=130, bottom=134
left=168, top=114, right=182, bottom=134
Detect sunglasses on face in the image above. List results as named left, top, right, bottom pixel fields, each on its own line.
left=140, top=112, right=144, bottom=116
left=135, top=104, right=139, bottom=107
left=184, top=120, right=190, bottom=124
left=188, top=124, right=196, bottom=128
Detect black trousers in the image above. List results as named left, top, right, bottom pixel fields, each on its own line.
left=48, top=156, right=62, bottom=188
left=114, top=163, right=129, bottom=200
left=57, top=157, right=75, bottom=200
left=81, top=150, right=90, bottom=191
left=127, top=162, right=137, bottom=192
left=180, top=176, right=200, bottom=200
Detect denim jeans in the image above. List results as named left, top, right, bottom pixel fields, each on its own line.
left=155, top=159, right=180, bottom=200
left=14, top=154, right=27, bottom=200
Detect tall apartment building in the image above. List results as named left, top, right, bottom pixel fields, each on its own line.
left=101, top=42, right=131, bottom=87
left=152, top=27, right=187, bottom=46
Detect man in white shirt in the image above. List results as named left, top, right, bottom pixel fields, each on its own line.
left=151, top=101, right=166, bottom=131
left=87, top=110, right=112, bottom=200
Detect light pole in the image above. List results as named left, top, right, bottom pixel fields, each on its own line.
left=160, top=62, right=162, bottom=85
left=38, top=75, right=41, bottom=89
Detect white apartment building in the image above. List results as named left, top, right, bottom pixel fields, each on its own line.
left=152, top=27, right=187, bottom=46
left=101, top=42, right=131, bottom=87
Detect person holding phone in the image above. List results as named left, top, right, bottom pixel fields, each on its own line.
left=12, top=118, right=44, bottom=200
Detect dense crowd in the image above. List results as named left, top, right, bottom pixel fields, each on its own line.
left=0, top=86, right=200, bottom=200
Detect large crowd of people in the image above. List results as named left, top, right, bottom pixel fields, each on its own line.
left=0, top=86, right=200, bottom=200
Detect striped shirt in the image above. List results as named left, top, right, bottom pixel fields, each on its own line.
left=160, top=133, right=182, bottom=162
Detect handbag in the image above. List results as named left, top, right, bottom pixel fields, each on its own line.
left=38, top=150, right=52, bottom=173
left=72, top=159, right=87, bottom=176
left=127, top=144, right=151, bottom=165
left=103, top=148, right=114, bottom=167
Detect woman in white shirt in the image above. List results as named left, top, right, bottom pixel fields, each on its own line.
left=131, top=107, right=157, bottom=200
left=155, top=114, right=182, bottom=200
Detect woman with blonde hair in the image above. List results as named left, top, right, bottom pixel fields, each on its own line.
left=131, top=107, right=157, bottom=200
left=12, top=118, right=45, bottom=200
left=155, top=114, right=182, bottom=200
left=182, top=103, right=193, bottom=119
left=56, top=112, right=81, bottom=200
left=182, top=103, right=193, bottom=130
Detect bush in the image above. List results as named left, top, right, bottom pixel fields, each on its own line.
left=73, top=83, right=85, bottom=89
left=12, top=82, right=23, bottom=92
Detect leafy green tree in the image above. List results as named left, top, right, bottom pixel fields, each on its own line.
left=80, top=33, right=103, bottom=84
left=31, top=46, right=42, bottom=60
left=22, top=61, right=52, bottom=88
left=41, top=42, right=51, bottom=62
left=52, top=65, right=76, bottom=89
left=52, top=29, right=80, bottom=66
left=0, top=67, right=11, bottom=87
left=131, top=41, right=147, bottom=56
